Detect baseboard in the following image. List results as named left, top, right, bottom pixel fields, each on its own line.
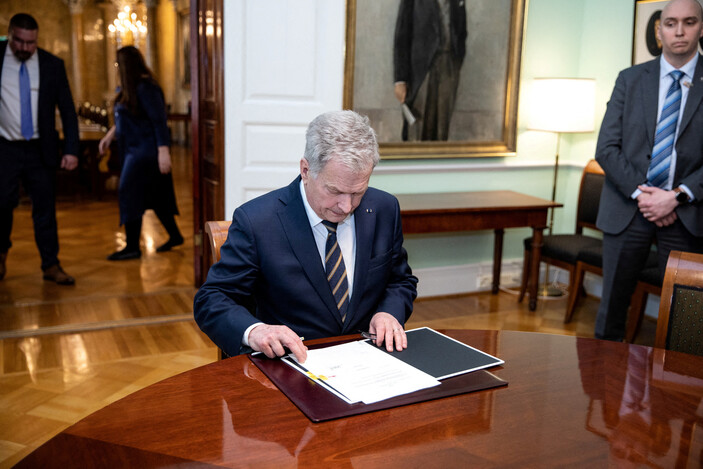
left=415, top=259, right=523, bottom=298
left=416, top=262, right=659, bottom=319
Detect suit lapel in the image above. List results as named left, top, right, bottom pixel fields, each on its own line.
left=277, top=178, right=343, bottom=326
left=641, top=59, right=660, bottom=146
left=346, top=196, right=377, bottom=328
left=678, top=54, right=703, bottom=136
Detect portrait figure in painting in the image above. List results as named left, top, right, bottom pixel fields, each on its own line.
left=645, top=10, right=662, bottom=56
left=349, top=0, right=521, bottom=157
left=393, top=0, right=467, bottom=141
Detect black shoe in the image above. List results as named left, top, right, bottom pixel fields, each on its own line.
left=107, top=248, right=142, bottom=261
left=156, top=235, right=184, bottom=253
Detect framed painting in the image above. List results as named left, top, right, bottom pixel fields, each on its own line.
left=343, top=0, right=526, bottom=159
left=633, top=0, right=703, bottom=65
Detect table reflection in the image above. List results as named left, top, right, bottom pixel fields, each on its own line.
left=221, top=357, right=497, bottom=467
left=578, top=340, right=703, bottom=467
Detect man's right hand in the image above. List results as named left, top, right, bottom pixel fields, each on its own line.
left=394, top=82, right=407, bottom=103
left=248, top=324, right=308, bottom=363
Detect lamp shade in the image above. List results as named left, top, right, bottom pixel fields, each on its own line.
left=527, top=78, right=596, bottom=133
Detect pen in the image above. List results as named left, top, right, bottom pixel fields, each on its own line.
left=360, top=331, right=376, bottom=340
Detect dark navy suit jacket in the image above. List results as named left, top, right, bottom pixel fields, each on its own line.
left=194, top=177, right=419, bottom=357
left=596, top=56, right=703, bottom=237
left=0, top=41, right=79, bottom=166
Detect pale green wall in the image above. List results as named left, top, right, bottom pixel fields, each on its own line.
left=370, top=0, right=634, bottom=270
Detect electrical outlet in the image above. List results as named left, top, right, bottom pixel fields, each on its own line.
left=477, top=274, right=493, bottom=289
left=477, top=272, right=522, bottom=289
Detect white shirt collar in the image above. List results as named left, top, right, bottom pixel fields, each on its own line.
left=660, top=53, right=698, bottom=81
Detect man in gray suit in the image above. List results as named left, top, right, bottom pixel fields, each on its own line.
left=595, top=0, right=703, bottom=341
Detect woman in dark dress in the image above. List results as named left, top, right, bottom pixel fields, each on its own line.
left=99, top=46, right=183, bottom=260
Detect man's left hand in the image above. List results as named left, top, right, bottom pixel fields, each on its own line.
left=369, top=312, right=407, bottom=352
left=61, top=154, right=78, bottom=171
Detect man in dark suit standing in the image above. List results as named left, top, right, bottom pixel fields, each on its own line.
left=393, top=0, right=467, bottom=141
left=595, top=0, right=703, bottom=341
left=194, top=111, right=418, bottom=361
left=0, top=13, right=79, bottom=285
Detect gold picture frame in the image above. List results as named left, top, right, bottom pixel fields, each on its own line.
left=343, top=0, right=526, bottom=159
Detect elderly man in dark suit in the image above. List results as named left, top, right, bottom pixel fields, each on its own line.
left=595, top=0, right=703, bottom=341
left=393, top=0, right=467, bottom=141
left=194, top=111, right=418, bottom=361
left=0, top=13, right=79, bottom=285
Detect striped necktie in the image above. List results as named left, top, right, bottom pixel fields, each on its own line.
left=648, top=70, right=684, bottom=188
left=20, top=62, right=33, bottom=140
left=322, top=221, right=349, bottom=322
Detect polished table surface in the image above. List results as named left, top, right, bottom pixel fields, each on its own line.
left=396, top=191, right=562, bottom=309
left=18, top=330, right=703, bottom=468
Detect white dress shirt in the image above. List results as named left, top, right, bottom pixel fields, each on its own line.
left=656, top=54, right=697, bottom=191
left=0, top=45, right=39, bottom=140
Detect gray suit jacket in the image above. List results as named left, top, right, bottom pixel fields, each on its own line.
left=595, top=56, right=703, bottom=237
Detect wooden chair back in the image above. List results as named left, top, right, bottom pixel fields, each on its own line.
left=575, top=159, right=605, bottom=233
left=203, top=220, right=233, bottom=360
left=655, top=250, right=703, bottom=355
left=204, top=220, right=232, bottom=263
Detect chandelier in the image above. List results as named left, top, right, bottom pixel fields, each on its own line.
left=107, top=4, right=147, bottom=49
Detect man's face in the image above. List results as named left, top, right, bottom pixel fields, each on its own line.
left=300, top=157, right=372, bottom=224
left=657, top=0, right=703, bottom=63
left=8, top=27, right=38, bottom=62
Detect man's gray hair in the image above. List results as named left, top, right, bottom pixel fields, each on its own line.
left=303, top=110, right=379, bottom=177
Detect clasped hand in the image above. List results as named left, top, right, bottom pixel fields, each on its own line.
left=637, top=185, right=678, bottom=227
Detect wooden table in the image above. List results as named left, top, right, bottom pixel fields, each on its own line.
left=396, top=191, right=561, bottom=310
left=18, top=330, right=703, bottom=468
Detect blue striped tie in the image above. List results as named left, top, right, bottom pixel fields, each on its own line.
left=322, top=221, right=349, bottom=322
left=20, top=62, right=33, bottom=140
left=648, top=70, right=683, bottom=188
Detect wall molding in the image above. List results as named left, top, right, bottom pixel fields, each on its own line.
left=375, top=160, right=586, bottom=176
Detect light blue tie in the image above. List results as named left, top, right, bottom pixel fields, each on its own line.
left=20, top=62, right=33, bottom=140
left=648, top=70, right=683, bottom=188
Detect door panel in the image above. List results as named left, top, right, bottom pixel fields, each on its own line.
left=191, top=0, right=224, bottom=285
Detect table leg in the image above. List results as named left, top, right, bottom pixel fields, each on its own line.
left=492, top=229, right=504, bottom=294
left=528, top=227, right=545, bottom=310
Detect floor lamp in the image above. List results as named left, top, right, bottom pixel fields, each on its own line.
left=527, top=78, right=596, bottom=296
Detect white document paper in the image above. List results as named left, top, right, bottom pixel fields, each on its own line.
left=283, top=341, right=440, bottom=405
left=401, top=103, right=416, bottom=125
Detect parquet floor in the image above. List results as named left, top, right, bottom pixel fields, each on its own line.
left=0, top=145, right=657, bottom=467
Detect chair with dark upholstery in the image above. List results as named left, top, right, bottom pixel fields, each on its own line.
left=625, top=265, right=662, bottom=343
left=565, top=245, right=658, bottom=326
left=518, top=160, right=605, bottom=314
left=655, top=250, right=703, bottom=356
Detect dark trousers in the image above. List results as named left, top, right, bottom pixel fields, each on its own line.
left=595, top=211, right=703, bottom=341
left=123, top=210, right=181, bottom=251
left=0, top=138, right=60, bottom=270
